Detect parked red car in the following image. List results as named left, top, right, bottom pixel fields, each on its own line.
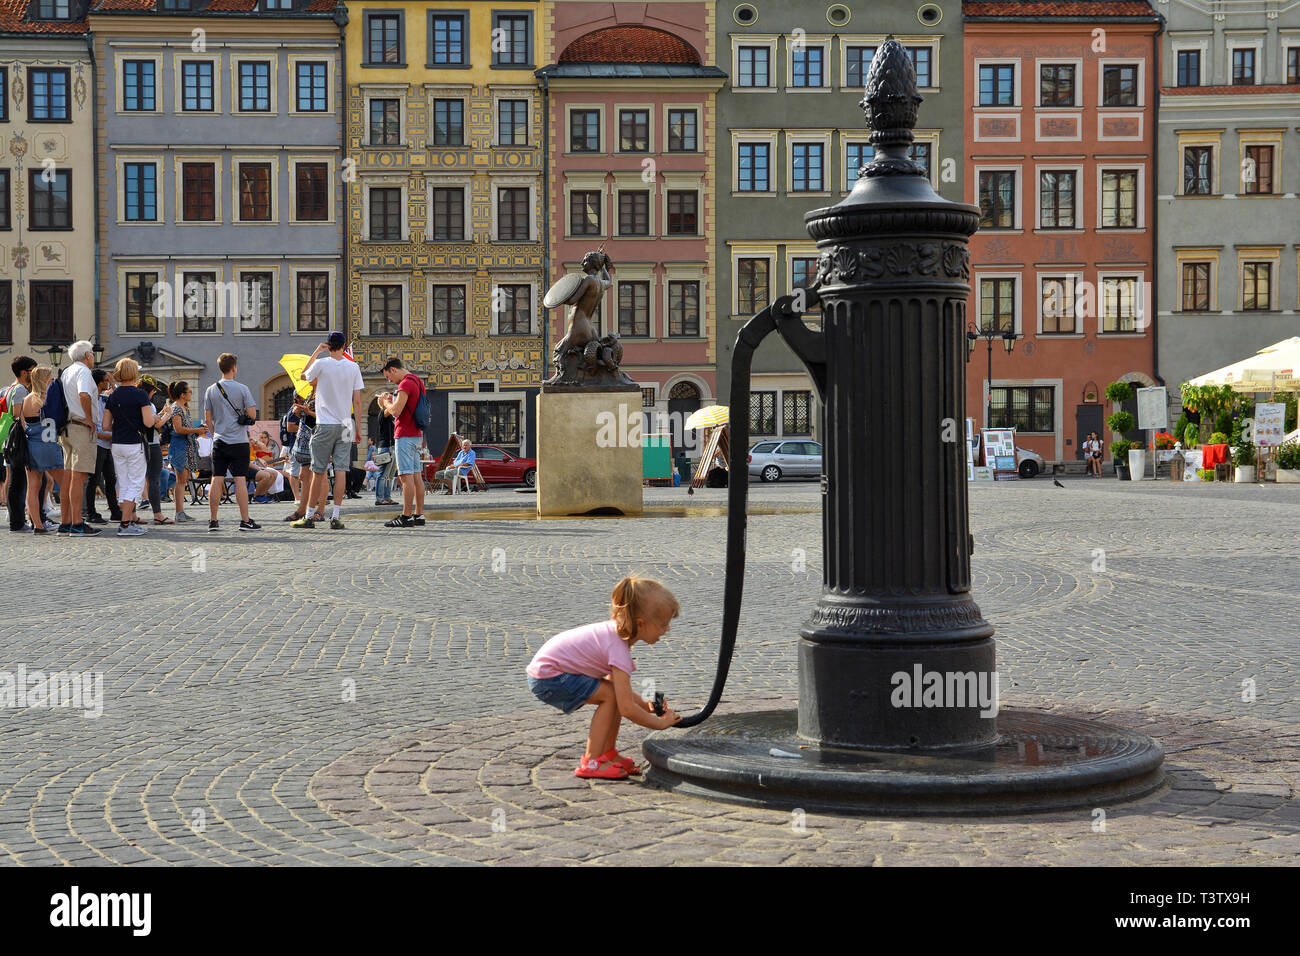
left=423, top=444, right=536, bottom=487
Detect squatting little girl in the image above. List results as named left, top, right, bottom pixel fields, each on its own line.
left=526, top=575, right=683, bottom=779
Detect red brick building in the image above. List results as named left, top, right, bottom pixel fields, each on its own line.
left=539, top=3, right=725, bottom=444
left=963, top=0, right=1161, bottom=466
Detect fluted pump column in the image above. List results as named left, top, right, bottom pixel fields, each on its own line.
left=797, top=39, right=993, bottom=750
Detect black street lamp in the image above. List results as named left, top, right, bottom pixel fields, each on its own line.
left=93, top=341, right=106, bottom=364
left=46, top=345, right=63, bottom=372
left=966, top=323, right=1016, bottom=429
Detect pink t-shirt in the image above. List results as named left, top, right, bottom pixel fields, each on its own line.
left=526, top=619, right=636, bottom=680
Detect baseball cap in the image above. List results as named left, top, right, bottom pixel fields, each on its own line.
left=328, top=331, right=346, bottom=349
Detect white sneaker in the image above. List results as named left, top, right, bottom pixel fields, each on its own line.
left=117, top=524, right=146, bottom=536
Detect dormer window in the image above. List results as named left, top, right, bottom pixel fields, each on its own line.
left=265, top=0, right=294, bottom=9
left=36, top=0, right=72, bottom=19
left=160, top=0, right=192, bottom=11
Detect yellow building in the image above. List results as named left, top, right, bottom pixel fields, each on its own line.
left=1, top=9, right=97, bottom=362
left=345, top=0, right=544, bottom=457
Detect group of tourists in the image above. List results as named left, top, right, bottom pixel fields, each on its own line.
left=0, top=334, right=473, bottom=538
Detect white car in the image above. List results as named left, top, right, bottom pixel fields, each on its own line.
left=748, top=440, right=822, bottom=482
left=1015, top=446, right=1044, bottom=478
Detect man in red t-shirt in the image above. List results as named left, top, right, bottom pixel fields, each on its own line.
left=378, top=357, right=427, bottom=528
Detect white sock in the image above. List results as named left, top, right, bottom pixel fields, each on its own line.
left=331, top=505, right=340, bottom=519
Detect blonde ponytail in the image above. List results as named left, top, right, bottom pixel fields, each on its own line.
left=611, top=575, right=681, bottom=641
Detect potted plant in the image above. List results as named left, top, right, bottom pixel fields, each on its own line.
left=1276, top=442, right=1300, bottom=483
left=1128, top=440, right=1148, bottom=481
left=1110, top=440, right=1133, bottom=479
left=1183, top=423, right=1199, bottom=448
left=1197, top=467, right=1215, bottom=482
left=1233, top=443, right=1256, bottom=483
left=1208, top=431, right=1229, bottom=446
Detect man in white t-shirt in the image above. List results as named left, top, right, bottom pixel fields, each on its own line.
left=293, top=331, right=363, bottom=530
left=57, top=341, right=101, bottom=535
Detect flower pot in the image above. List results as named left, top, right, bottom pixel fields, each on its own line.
left=1114, top=463, right=1131, bottom=480
left=1276, top=469, right=1300, bottom=484
left=1234, top=466, right=1255, bottom=483
left=1127, top=449, right=1147, bottom=481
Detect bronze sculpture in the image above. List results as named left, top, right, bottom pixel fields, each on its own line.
left=543, top=249, right=636, bottom=387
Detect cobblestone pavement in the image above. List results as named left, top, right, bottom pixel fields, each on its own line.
left=0, top=477, right=1296, bottom=865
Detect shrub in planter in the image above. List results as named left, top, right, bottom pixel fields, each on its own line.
left=1208, top=431, right=1229, bottom=445
left=1110, top=440, right=1133, bottom=459
left=1213, top=410, right=1233, bottom=437
left=1276, top=442, right=1300, bottom=470
left=1106, top=381, right=1134, bottom=403
left=1107, top=411, right=1135, bottom=436
left=1173, top=413, right=1190, bottom=445
left=1183, top=423, right=1199, bottom=448
left=1197, top=468, right=1215, bottom=482
left=1234, top=444, right=1256, bottom=467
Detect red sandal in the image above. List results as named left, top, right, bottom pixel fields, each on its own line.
left=597, top=749, right=639, bottom=774
left=574, top=756, right=629, bottom=780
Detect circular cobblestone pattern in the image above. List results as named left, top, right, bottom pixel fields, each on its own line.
left=0, top=481, right=1296, bottom=865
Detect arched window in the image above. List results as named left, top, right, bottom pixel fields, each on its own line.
left=272, top=386, right=297, bottom=419
left=669, top=381, right=701, bottom=401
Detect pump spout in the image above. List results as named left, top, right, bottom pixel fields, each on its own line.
left=675, top=292, right=825, bottom=729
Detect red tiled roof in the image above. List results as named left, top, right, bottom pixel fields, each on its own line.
left=0, top=0, right=88, bottom=32
left=1163, top=84, right=1300, bottom=95
left=90, top=0, right=335, bottom=12
left=964, top=0, right=1157, bottom=17
left=559, top=26, right=700, bottom=65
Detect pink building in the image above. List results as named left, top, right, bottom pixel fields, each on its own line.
left=540, top=2, right=725, bottom=450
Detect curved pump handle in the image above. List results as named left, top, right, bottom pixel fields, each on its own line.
left=674, top=292, right=826, bottom=728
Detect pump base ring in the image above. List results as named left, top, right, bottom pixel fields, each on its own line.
left=643, top=708, right=1164, bottom=815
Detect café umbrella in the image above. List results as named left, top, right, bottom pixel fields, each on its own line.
left=1187, top=336, right=1300, bottom=393
left=684, top=405, right=730, bottom=430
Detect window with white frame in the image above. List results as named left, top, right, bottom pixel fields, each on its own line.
left=1101, top=276, right=1139, bottom=332
left=1100, top=169, right=1138, bottom=228
left=979, top=277, right=1016, bottom=333
left=1039, top=275, right=1077, bottom=333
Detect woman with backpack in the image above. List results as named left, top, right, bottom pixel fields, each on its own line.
left=157, top=381, right=206, bottom=522
left=19, top=366, right=67, bottom=534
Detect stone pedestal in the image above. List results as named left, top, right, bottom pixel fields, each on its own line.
left=536, top=387, right=643, bottom=516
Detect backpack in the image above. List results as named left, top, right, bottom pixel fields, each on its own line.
left=293, top=423, right=314, bottom=465
left=41, top=370, right=70, bottom=436
left=279, top=412, right=294, bottom=450
left=0, top=385, right=17, bottom=449
left=408, top=376, right=430, bottom=431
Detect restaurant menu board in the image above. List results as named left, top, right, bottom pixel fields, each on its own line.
left=981, top=428, right=1018, bottom=479
left=1255, top=403, right=1286, bottom=447
left=1136, top=386, right=1168, bottom=430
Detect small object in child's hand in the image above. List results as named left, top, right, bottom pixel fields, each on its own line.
left=769, top=748, right=802, bottom=759
left=653, top=692, right=665, bottom=716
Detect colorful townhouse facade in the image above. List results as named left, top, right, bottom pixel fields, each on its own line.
left=963, top=0, right=1162, bottom=465
left=1, top=0, right=96, bottom=363
left=345, top=0, right=545, bottom=457
left=91, top=0, right=345, bottom=416
left=538, top=1, right=725, bottom=450
left=1156, top=0, right=1300, bottom=403
left=714, top=0, right=963, bottom=449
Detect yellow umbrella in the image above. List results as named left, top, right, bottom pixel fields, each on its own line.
left=279, top=354, right=314, bottom=399
left=684, top=405, right=729, bottom=430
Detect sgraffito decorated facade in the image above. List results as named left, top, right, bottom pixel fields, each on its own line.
left=345, top=0, right=544, bottom=456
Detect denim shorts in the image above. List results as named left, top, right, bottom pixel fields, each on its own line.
left=395, top=435, right=421, bottom=476
left=168, top=440, right=189, bottom=473
left=528, top=673, right=602, bottom=715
